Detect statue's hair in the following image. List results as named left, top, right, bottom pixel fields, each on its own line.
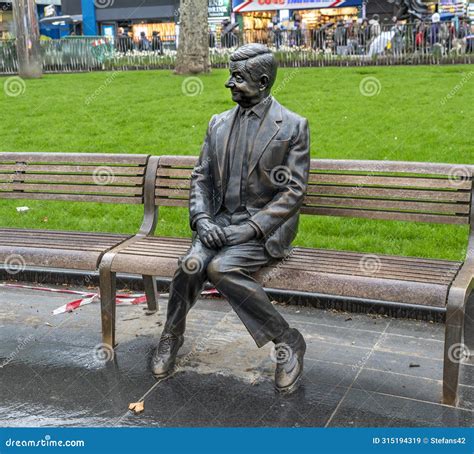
left=230, top=44, right=277, bottom=90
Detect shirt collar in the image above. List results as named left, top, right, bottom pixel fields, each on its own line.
left=240, top=95, right=272, bottom=118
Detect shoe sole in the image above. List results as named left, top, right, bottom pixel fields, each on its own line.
left=152, top=368, right=174, bottom=379
left=275, top=369, right=303, bottom=394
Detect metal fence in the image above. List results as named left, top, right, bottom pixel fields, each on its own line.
left=1, top=22, right=473, bottom=74
left=233, top=21, right=474, bottom=66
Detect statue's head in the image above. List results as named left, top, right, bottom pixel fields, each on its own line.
left=225, top=44, right=278, bottom=108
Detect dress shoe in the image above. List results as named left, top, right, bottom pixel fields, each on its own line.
left=151, top=331, right=184, bottom=378
left=274, top=328, right=306, bottom=393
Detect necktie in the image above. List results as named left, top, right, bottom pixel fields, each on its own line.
left=225, top=109, right=250, bottom=213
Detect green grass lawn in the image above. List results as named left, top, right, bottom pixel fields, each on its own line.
left=1, top=65, right=472, bottom=260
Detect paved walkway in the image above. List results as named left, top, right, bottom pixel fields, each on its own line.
left=0, top=282, right=473, bottom=427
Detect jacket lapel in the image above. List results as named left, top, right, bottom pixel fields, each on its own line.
left=215, top=106, right=239, bottom=182
left=248, top=99, right=282, bottom=176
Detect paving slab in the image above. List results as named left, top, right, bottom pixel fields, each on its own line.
left=0, top=282, right=473, bottom=427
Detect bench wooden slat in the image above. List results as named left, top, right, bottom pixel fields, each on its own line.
left=0, top=193, right=143, bottom=204
left=156, top=178, right=190, bottom=189
left=286, top=255, right=460, bottom=273
left=311, top=159, right=474, bottom=176
left=0, top=174, right=143, bottom=185
left=157, top=168, right=194, bottom=178
left=306, top=185, right=471, bottom=202
left=157, top=167, right=473, bottom=191
left=0, top=232, right=126, bottom=246
left=293, top=247, right=461, bottom=267
left=301, top=206, right=470, bottom=224
left=139, top=235, right=192, bottom=244
left=156, top=156, right=474, bottom=179
left=0, top=235, right=123, bottom=245
left=304, top=196, right=470, bottom=214
left=0, top=164, right=146, bottom=175
left=0, top=242, right=114, bottom=252
left=0, top=184, right=143, bottom=196
left=158, top=156, right=197, bottom=167
left=0, top=153, right=148, bottom=165
left=0, top=228, right=126, bottom=239
left=308, top=173, right=472, bottom=190
left=279, top=260, right=457, bottom=281
left=0, top=244, right=128, bottom=271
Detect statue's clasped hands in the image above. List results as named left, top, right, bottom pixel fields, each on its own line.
left=196, top=218, right=255, bottom=249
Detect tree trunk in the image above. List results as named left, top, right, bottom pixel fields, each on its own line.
left=12, top=0, right=42, bottom=79
left=175, top=0, right=210, bottom=75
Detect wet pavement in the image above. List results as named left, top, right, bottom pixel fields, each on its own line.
left=0, top=281, right=473, bottom=427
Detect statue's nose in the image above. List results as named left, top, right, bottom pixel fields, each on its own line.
left=225, top=79, right=234, bottom=88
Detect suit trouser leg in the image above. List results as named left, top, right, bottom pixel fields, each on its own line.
left=206, top=240, right=290, bottom=348
left=164, top=239, right=217, bottom=336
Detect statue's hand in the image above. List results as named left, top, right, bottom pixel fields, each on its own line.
left=196, top=219, right=227, bottom=249
left=223, top=223, right=256, bottom=246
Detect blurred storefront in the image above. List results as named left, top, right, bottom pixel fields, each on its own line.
left=208, top=0, right=232, bottom=46
left=0, top=0, right=62, bottom=39
left=233, top=0, right=362, bottom=45
left=61, top=0, right=179, bottom=38
left=0, top=2, right=13, bottom=39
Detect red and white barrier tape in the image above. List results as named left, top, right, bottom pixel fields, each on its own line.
left=0, top=283, right=148, bottom=315
left=0, top=283, right=220, bottom=315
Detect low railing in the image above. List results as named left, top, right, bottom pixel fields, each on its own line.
left=0, top=39, right=17, bottom=74
left=1, top=22, right=472, bottom=75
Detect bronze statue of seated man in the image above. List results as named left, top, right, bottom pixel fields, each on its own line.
left=152, top=43, right=311, bottom=393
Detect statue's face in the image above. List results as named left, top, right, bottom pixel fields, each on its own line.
left=225, top=61, right=265, bottom=108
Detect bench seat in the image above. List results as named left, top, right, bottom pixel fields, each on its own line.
left=110, top=235, right=462, bottom=308
left=0, top=228, right=129, bottom=270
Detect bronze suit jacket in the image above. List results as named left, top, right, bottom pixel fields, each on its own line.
left=189, top=97, right=311, bottom=259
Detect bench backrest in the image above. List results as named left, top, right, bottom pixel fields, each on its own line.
left=0, top=153, right=149, bottom=205
left=155, top=156, right=474, bottom=226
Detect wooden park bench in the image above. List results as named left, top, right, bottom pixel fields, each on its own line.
left=1, top=152, right=472, bottom=406
left=100, top=155, right=474, bottom=407
left=0, top=152, right=161, bottom=322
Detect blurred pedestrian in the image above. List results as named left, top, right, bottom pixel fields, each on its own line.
left=117, top=27, right=133, bottom=52
left=138, top=31, right=150, bottom=51
left=151, top=30, right=163, bottom=54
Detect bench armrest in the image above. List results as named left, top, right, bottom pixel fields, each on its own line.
left=138, top=156, right=160, bottom=236
left=446, top=228, right=474, bottom=327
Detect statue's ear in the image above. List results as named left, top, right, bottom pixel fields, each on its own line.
left=259, top=74, right=269, bottom=91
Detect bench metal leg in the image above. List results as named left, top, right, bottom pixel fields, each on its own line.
left=442, top=285, right=471, bottom=406
left=462, top=291, right=474, bottom=364
left=143, top=275, right=159, bottom=313
left=443, top=322, right=463, bottom=406
left=99, top=267, right=117, bottom=349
